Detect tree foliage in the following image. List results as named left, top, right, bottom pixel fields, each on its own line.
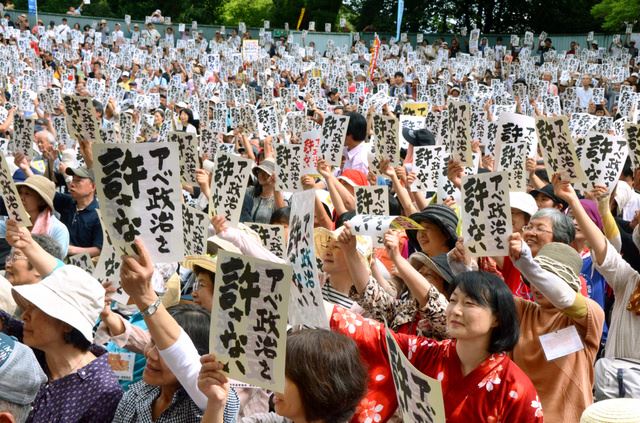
left=591, top=0, right=640, bottom=31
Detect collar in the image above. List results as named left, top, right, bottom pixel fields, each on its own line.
left=77, top=196, right=99, bottom=212
left=345, top=141, right=365, bottom=158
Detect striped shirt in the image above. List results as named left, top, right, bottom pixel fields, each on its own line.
left=322, top=281, right=355, bottom=309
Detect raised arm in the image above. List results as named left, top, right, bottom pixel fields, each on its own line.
left=336, top=222, right=370, bottom=293
left=552, top=174, right=607, bottom=265
left=5, top=219, right=59, bottom=276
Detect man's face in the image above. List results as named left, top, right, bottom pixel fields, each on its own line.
left=69, top=176, right=95, bottom=200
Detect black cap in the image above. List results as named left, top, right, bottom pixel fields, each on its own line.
left=409, top=204, right=459, bottom=245
left=530, top=184, right=568, bottom=210
left=402, top=127, right=435, bottom=147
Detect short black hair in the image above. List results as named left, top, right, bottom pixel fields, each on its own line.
left=168, top=304, right=210, bottom=355
left=345, top=112, right=367, bottom=142
left=286, top=329, right=367, bottom=422
left=394, top=71, right=404, bottom=78
left=270, top=207, right=290, bottom=225
left=447, top=271, right=520, bottom=353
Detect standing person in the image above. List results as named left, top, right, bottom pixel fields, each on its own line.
left=576, top=74, right=595, bottom=109
left=340, top=112, right=369, bottom=176
left=54, top=166, right=103, bottom=257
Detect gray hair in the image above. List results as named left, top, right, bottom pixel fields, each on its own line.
left=0, top=400, right=31, bottom=423
left=31, top=234, right=64, bottom=260
left=530, top=208, right=575, bottom=244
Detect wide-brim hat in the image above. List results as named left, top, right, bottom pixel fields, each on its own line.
left=12, top=266, right=104, bottom=343
left=252, top=158, right=276, bottom=177
left=580, top=398, right=640, bottom=422
left=409, top=204, right=459, bottom=244
left=183, top=255, right=217, bottom=274
left=402, top=127, right=435, bottom=147
left=408, top=252, right=454, bottom=283
left=534, top=243, right=582, bottom=292
left=15, top=175, right=55, bottom=211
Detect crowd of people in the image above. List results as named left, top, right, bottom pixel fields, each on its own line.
left=0, top=5, right=640, bottom=423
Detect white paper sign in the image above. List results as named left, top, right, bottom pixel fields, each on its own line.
left=320, top=113, right=349, bottom=166
left=209, top=152, right=252, bottom=226
left=539, top=325, right=585, bottom=361
left=494, top=112, right=538, bottom=192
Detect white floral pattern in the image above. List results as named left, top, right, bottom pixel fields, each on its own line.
left=356, top=399, right=384, bottom=423
left=531, top=396, right=543, bottom=417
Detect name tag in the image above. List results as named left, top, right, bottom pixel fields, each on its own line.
left=539, top=325, right=585, bottom=361
left=108, top=352, right=136, bottom=381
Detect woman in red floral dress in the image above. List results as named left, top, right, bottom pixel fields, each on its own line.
left=330, top=271, right=543, bottom=423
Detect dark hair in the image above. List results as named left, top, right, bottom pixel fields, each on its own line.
left=168, top=304, right=210, bottom=355
left=336, top=211, right=356, bottom=229
left=63, top=327, right=92, bottom=351
left=192, top=265, right=215, bottom=285
left=270, top=207, right=290, bottom=225
left=345, top=112, right=367, bottom=142
left=447, top=272, right=520, bottom=353
left=285, top=329, right=367, bottom=422
left=180, top=108, right=198, bottom=130
left=394, top=71, right=404, bottom=78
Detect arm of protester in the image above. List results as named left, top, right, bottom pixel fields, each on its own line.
left=447, top=237, right=477, bottom=275
left=588, top=185, right=621, bottom=253
left=239, top=132, right=256, bottom=161
left=384, top=229, right=436, bottom=308
left=553, top=174, right=607, bottom=265
left=317, top=159, right=350, bottom=216
left=336, top=222, right=370, bottom=293
left=120, top=238, right=209, bottom=409
left=5, top=219, right=61, bottom=276
left=525, top=157, right=546, bottom=189
left=13, top=152, right=35, bottom=178
left=78, top=138, right=94, bottom=169
left=95, top=281, right=150, bottom=354
left=196, top=169, right=212, bottom=199
left=380, top=159, right=418, bottom=216
left=198, top=354, right=229, bottom=423
left=302, top=175, right=333, bottom=230
left=262, top=135, right=274, bottom=159
left=211, top=215, right=285, bottom=264
left=509, top=232, right=586, bottom=319
left=447, top=158, right=464, bottom=190
left=0, top=106, right=15, bottom=132
left=68, top=244, right=101, bottom=257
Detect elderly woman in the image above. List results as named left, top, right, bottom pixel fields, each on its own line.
left=2, top=220, right=122, bottom=421
left=198, top=329, right=368, bottom=423
left=0, top=175, right=69, bottom=267
left=112, top=304, right=217, bottom=422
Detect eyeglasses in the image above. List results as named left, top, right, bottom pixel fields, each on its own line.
left=522, top=225, right=554, bottom=235
left=6, top=251, right=28, bottom=264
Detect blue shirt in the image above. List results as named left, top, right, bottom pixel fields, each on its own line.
left=53, top=193, right=103, bottom=249
left=581, top=253, right=609, bottom=342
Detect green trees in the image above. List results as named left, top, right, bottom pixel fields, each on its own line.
left=591, top=0, right=640, bottom=31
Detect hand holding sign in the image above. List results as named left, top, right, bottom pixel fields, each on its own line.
left=197, top=354, right=230, bottom=405
left=4, top=219, right=33, bottom=250
left=120, top=238, right=157, bottom=310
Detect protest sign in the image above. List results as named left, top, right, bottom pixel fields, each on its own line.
left=448, top=100, right=473, bottom=166
left=625, top=123, right=640, bottom=170
left=412, top=145, right=446, bottom=192
left=168, top=132, right=199, bottom=185
left=301, top=129, right=321, bottom=175
left=401, top=102, right=429, bottom=117
left=93, top=210, right=127, bottom=304
left=0, top=153, right=30, bottom=225
left=535, top=116, right=587, bottom=183
left=210, top=250, right=291, bottom=393
left=461, top=171, right=512, bottom=257
left=68, top=253, right=96, bottom=274
left=257, top=106, right=280, bottom=138
left=245, top=223, right=287, bottom=260
left=356, top=185, right=390, bottom=246
left=372, top=114, right=400, bottom=167
left=92, top=143, right=184, bottom=262
left=287, top=190, right=327, bottom=328
left=576, top=133, right=628, bottom=192
left=349, top=215, right=423, bottom=238
left=209, top=152, right=252, bottom=226
left=11, top=115, right=35, bottom=156
left=493, top=112, right=538, bottom=192
left=183, top=204, right=209, bottom=256
left=275, top=143, right=304, bottom=192
left=320, top=113, right=349, bottom=167
left=242, top=39, right=260, bottom=61
left=63, top=94, right=102, bottom=143
left=385, top=328, right=446, bottom=423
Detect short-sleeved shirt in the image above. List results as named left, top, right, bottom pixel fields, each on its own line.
left=28, top=346, right=123, bottom=422
left=53, top=193, right=103, bottom=249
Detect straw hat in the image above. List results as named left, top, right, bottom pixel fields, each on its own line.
left=15, top=175, right=55, bottom=211
left=580, top=398, right=640, bottom=422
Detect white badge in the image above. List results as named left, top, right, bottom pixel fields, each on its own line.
left=108, top=352, right=136, bottom=381
left=539, top=325, right=585, bottom=361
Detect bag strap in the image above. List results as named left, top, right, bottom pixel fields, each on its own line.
left=617, top=368, right=626, bottom=398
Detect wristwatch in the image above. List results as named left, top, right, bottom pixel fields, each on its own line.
left=141, top=298, right=162, bottom=317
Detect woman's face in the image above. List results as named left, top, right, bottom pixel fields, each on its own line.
left=256, top=169, right=273, bottom=186
left=154, top=111, right=164, bottom=126
left=511, top=208, right=528, bottom=234
left=19, top=299, right=68, bottom=350
left=320, top=240, right=347, bottom=275
left=418, top=265, right=446, bottom=295
left=143, top=340, right=179, bottom=387
left=522, top=216, right=554, bottom=257
left=191, top=271, right=214, bottom=311
left=416, top=221, right=450, bottom=257
left=18, top=186, right=45, bottom=215
left=179, top=111, right=189, bottom=124
left=273, top=377, right=306, bottom=421
left=446, top=287, right=497, bottom=341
